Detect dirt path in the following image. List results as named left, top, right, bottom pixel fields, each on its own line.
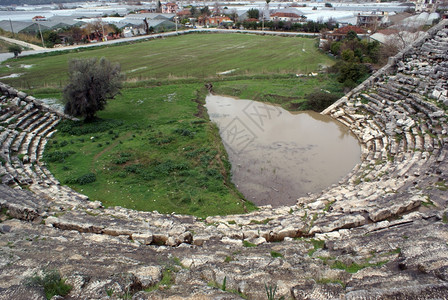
left=90, top=132, right=132, bottom=173
left=0, top=35, right=45, bottom=50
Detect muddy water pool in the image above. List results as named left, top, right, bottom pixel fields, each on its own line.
left=205, top=94, right=361, bottom=207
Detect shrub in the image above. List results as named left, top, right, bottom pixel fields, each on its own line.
left=173, top=128, right=194, bottom=137
left=25, top=269, right=72, bottom=300
left=154, top=160, right=189, bottom=175
left=77, top=173, right=96, bottom=185
left=114, top=152, right=131, bottom=164
left=43, top=150, right=75, bottom=163
left=305, top=92, right=339, bottom=112
left=8, top=44, right=22, bottom=58
left=58, top=119, right=123, bottom=136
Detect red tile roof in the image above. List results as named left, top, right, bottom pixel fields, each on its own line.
left=271, top=12, right=302, bottom=18
left=332, top=25, right=367, bottom=35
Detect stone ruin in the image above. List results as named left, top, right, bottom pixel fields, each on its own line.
left=0, top=20, right=448, bottom=300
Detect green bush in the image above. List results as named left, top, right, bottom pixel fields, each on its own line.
left=8, top=44, right=22, bottom=57
left=77, top=173, right=96, bottom=185
left=305, top=92, right=339, bottom=112
left=26, top=269, right=72, bottom=300
left=173, top=128, right=195, bottom=137
left=114, top=152, right=132, bottom=164
left=43, top=150, right=75, bottom=163
left=58, top=119, right=123, bottom=136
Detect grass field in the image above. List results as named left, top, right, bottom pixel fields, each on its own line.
left=1, top=33, right=343, bottom=216
left=0, top=33, right=334, bottom=90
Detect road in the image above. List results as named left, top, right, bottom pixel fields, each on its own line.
left=0, top=28, right=319, bottom=63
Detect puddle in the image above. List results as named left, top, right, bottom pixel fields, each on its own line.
left=39, top=98, right=64, bottom=112
left=126, top=66, right=148, bottom=73
left=205, top=94, right=361, bottom=207
left=0, top=73, right=24, bottom=79
left=217, top=69, right=238, bottom=75
left=164, top=92, right=176, bottom=102
left=20, top=64, right=33, bottom=69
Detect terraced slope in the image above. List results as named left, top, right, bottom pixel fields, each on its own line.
left=0, top=20, right=448, bottom=299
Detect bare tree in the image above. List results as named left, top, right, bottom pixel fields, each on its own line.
left=213, top=2, right=222, bottom=16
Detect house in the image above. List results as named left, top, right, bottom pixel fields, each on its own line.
left=356, top=12, right=390, bottom=30
left=269, top=12, right=306, bottom=23
left=410, top=0, right=435, bottom=12
left=115, top=18, right=176, bottom=36
left=197, top=16, right=233, bottom=26
left=320, top=25, right=368, bottom=45
left=162, top=3, right=178, bottom=14
left=176, top=9, right=191, bottom=19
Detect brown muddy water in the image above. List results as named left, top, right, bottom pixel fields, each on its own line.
left=205, top=95, right=361, bottom=207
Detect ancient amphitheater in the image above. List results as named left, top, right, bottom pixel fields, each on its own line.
left=1, top=20, right=448, bottom=299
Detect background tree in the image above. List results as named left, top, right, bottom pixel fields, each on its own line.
left=42, top=31, right=61, bottom=48
left=63, top=57, right=122, bottom=121
left=190, top=6, right=199, bottom=18
left=247, top=8, right=259, bottom=19
left=68, top=26, right=85, bottom=44
left=201, top=6, right=211, bottom=17
left=8, top=44, right=22, bottom=58
left=228, top=8, right=238, bottom=21
left=213, top=2, right=222, bottom=16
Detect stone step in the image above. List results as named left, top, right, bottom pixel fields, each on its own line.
left=2, top=130, right=18, bottom=158
left=25, top=115, right=49, bottom=134
left=36, top=163, right=60, bottom=185
left=405, top=131, right=415, bottom=150
left=369, top=92, right=394, bottom=106
left=15, top=109, right=38, bottom=129
left=29, top=135, right=42, bottom=163
left=18, top=111, right=41, bottom=131
left=0, top=128, right=11, bottom=145
left=32, top=115, right=58, bottom=135
left=0, top=184, right=49, bottom=221
left=0, top=110, right=13, bottom=122
left=37, top=164, right=57, bottom=184
left=11, top=131, right=26, bottom=153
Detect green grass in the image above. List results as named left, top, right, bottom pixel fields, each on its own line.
left=243, top=240, right=257, bottom=247
left=25, top=269, right=72, bottom=300
left=44, top=84, right=255, bottom=217
left=331, top=259, right=388, bottom=273
left=307, top=239, right=325, bottom=257
left=315, top=278, right=346, bottom=288
left=0, top=33, right=335, bottom=90
left=270, top=251, right=284, bottom=258
left=1, top=33, right=344, bottom=217
left=212, top=74, right=343, bottom=110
